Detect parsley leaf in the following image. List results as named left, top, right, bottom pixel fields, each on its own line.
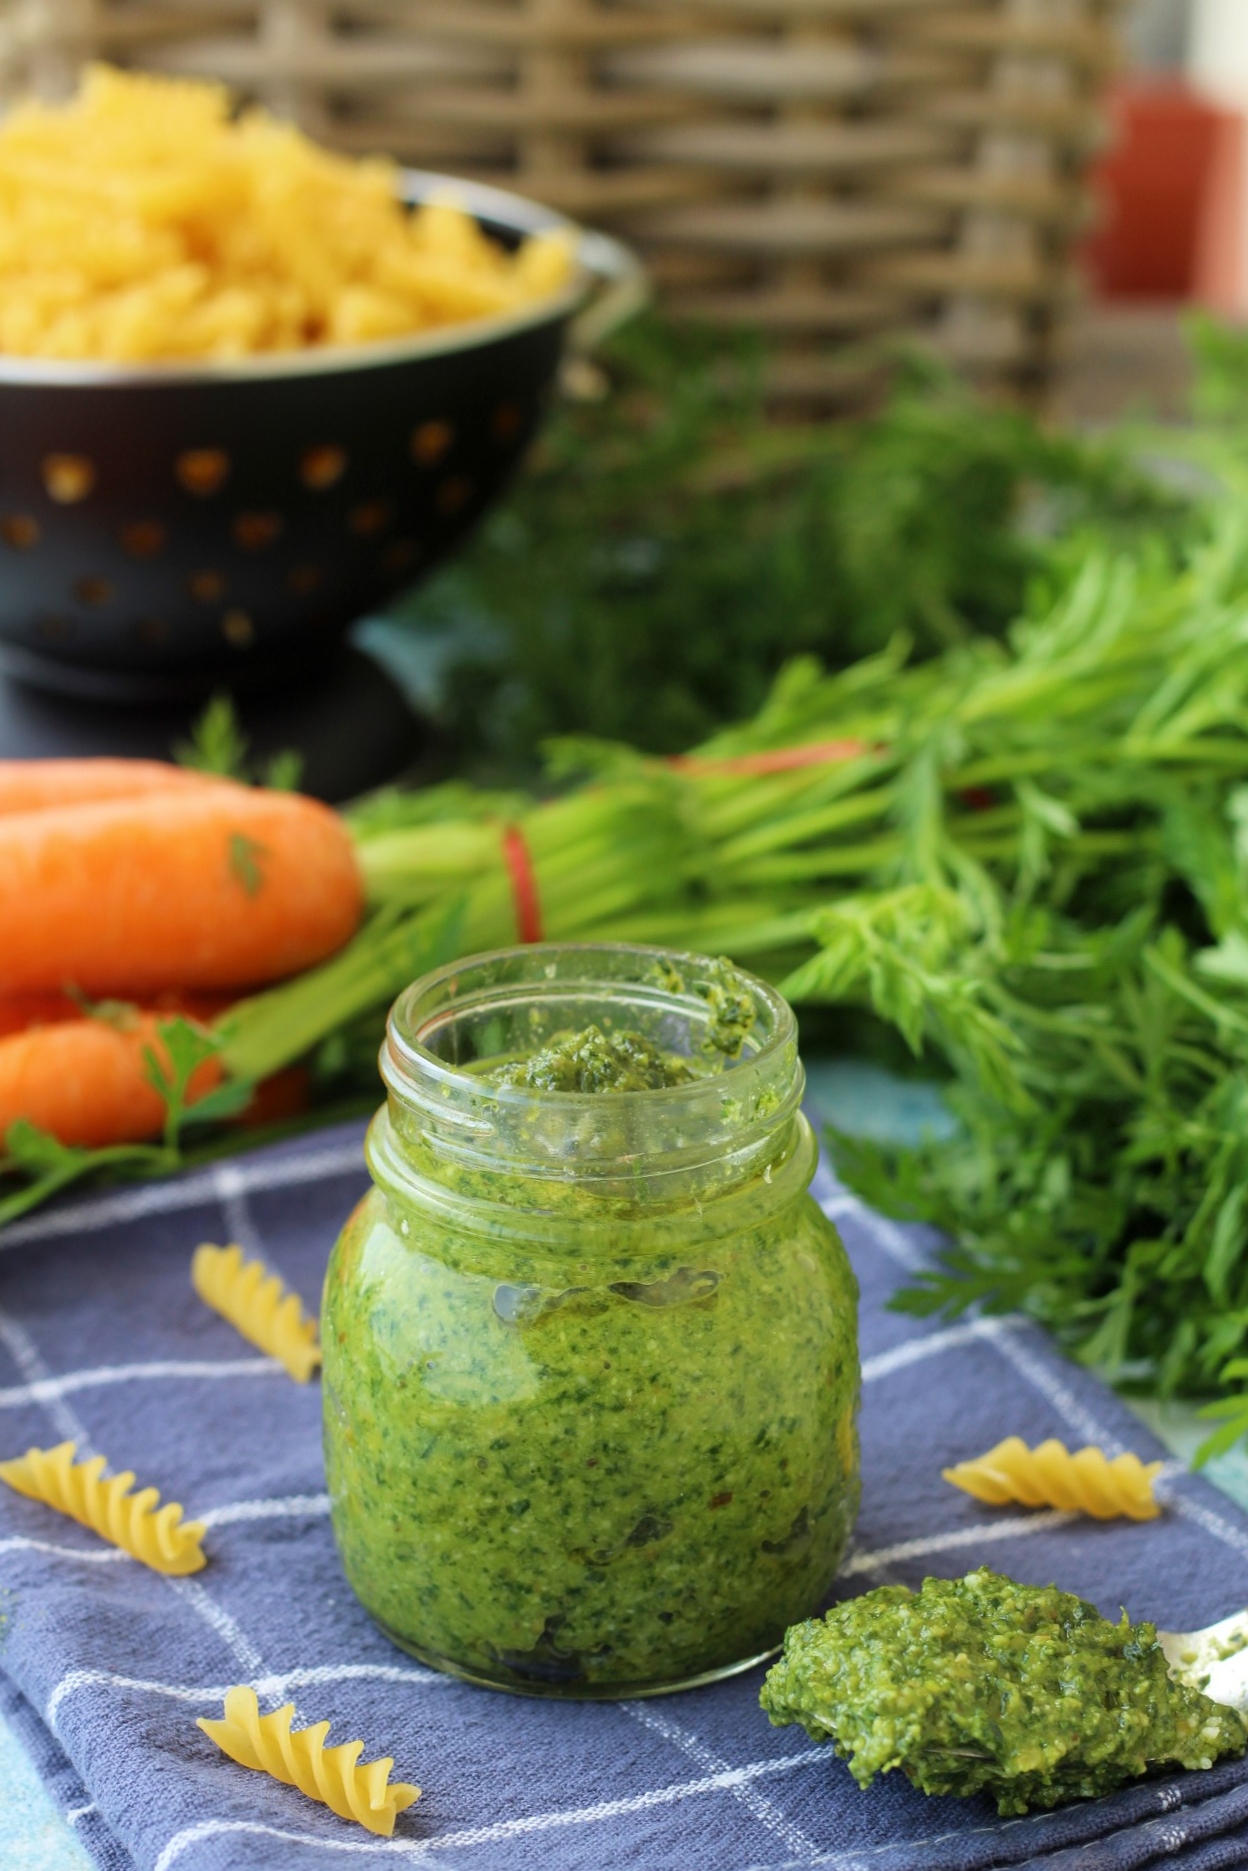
left=140, top=1016, right=250, bottom=1151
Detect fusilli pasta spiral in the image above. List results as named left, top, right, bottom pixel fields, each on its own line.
left=0, top=1440, right=207, bottom=1571
left=197, top=1686, right=420, bottom=1835
left=942, top=1436, right=1162, bottom=1521
left=192, top=1242, right=321, bottom=1382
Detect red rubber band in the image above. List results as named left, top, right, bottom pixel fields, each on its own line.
left=501, top=823, right=543, bottom=944
left=667, top=738, right=875, bottom=777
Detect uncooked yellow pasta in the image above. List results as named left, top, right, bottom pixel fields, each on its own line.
left=0, top=65, right=575, bottom=361
left=942, top=1436, right=1163, bottom=1521
left=0, top=1440, right=207, bottom=1571
left=198, top=1686, right=420, bottom=1836
left=192, top=1242, right=321, bottom=1382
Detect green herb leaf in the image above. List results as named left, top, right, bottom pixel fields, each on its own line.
left=141, top=1016, right=225, bottom=1153
left=261, top=749, right=304, bottom=792
left=178, top=1080, right=255, bottom=1127
left=3, top=1120, right=88, bottom=1178
left=228, top=832, right=268, bottom=898
left=174, top=691, right=303, bottom=794
left=0, top=1122, right=163, bottom=1228
left=175, top=692, right=250, bottom=780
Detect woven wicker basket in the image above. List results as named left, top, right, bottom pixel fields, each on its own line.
left=2, top=0, right=1126, bottom=399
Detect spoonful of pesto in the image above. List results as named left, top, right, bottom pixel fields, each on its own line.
left=761, top=1568, right=1248, bottom=1816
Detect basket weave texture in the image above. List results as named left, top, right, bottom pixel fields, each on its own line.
left=3, top=0, right=1126, bottom=397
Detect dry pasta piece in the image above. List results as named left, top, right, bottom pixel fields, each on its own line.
left=192, top=1241, right=321, bottom=1382
left=942, top=1436, right=1162, bottom=1521
left=0, top=65, right=575, bottom=361
left=0, top=1440, right=206, bottom=1572
left=198, top=1686, right=420, bottom=1836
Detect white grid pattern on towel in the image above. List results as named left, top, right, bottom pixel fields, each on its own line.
left=0, top=1145, right=1244, bottom=1871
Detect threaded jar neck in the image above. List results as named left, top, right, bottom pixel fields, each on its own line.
left=377, top=943, right=805, bottom=1210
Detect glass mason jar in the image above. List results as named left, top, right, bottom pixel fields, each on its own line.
left=322, top=943, right=860, bottom=1698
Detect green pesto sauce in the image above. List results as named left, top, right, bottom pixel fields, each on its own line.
left=321, top=1110, right=860, bottom=1694
left=485, top=960, right=759, bottom=1095
left=487, top=1025, right=695, bottom=1093
left=761, top=1568, right=1247, bottom=1815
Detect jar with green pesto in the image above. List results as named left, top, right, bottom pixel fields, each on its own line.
left=322, top=943, right=860, bottom=1698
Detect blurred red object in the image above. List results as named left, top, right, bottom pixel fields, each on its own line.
left=231, top=1065, right=311, bottom=1129
left=1084, top=81, right=1244, bottom=306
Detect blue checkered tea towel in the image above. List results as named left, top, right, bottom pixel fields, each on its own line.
left=1, top=1118, right=1248, bottom=1871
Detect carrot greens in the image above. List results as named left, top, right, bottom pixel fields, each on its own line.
left=174, top=691, right=303, bottom=792
left=398, top=321, right=1194, bottom=777
left=15, top=328, right=1248, bottom=1447
left=241, top=498, right=1248, bottom=1432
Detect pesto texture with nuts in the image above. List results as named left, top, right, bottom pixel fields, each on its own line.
left=487, top=1025, right=695, bottom=1093
left=485, top=959, right=758, bottom=1094
left=324, top=945, right=859, bottom=1695
left=323, top=1149, right=858, bottom=1692
left=761, top=1568, right=1247, bottom=1814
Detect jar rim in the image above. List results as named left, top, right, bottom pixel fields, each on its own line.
left=380, top=942, right=805, bottom=1192
left=385, top=941, right=797, bottom=1107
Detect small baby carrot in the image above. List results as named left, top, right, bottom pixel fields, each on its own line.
left=0, top=758, right=230, bottom=817
left=0, top=1015, right=223, bottom=1148
left=0, top=787, right=363, bottom=995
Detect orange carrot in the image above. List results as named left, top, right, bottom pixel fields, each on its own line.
left=0, top=789, right=363, bottom=995
left=0, top=990, right=235, bottom=1039
left=0, top=994, right=82, bottom=1038
left=0, top=759, right=231, bottom=817
left=0, top=1016, right=223, bottom=1148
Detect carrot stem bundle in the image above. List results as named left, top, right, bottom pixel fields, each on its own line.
left=219, top=781, right=686, bottom=1082
left=11, top=539, right=1248, bottom=1181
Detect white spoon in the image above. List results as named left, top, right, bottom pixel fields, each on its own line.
left=1162, top=1609, right=1248, bottom=1713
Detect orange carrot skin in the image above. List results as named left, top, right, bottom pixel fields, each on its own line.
left=0, top=1017, right=223, bottom=1149
left=0, top=789, right=363, bottom=995
left=0, top=759, right=232, bottom=817
left=0, top=990, right=235, bottom=1039
left=0, top=994, right=82, bottom=1038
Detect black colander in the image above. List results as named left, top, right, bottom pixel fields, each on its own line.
left=0, top=174, right=642, bottom=699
